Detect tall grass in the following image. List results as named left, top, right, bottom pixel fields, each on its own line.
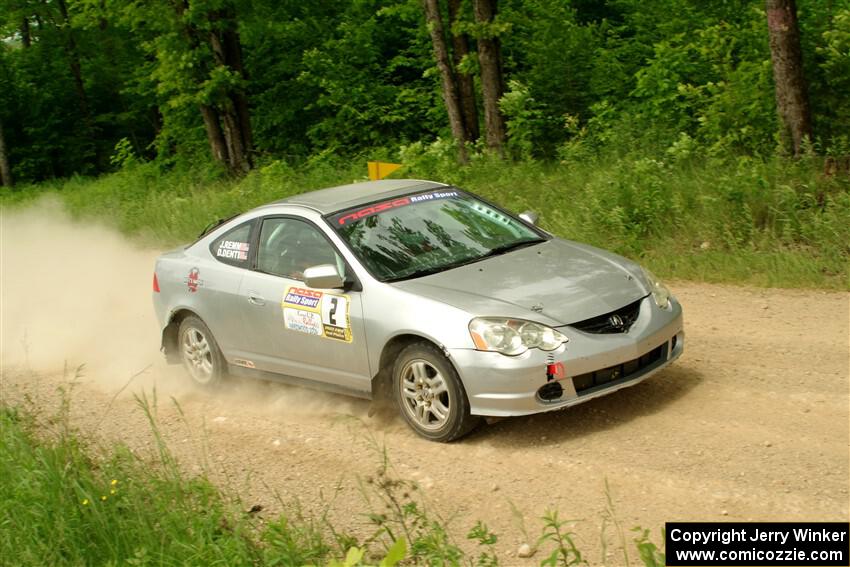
left=2, top=149, right=847, bottom=289
left=0, top=392, right=336, bottom=566
left=1, top=388, right=668, bottom=567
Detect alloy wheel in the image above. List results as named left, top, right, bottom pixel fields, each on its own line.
left=399, top=359, right=452, bottom=430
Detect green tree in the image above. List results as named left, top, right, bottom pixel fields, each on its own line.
left=0, top=0, right=156, bottom=180
left=297, top=0, right=443, bottom=153
left=424, top=0, right=470, bottom=162
left=112, top=0, right=253, bottom=175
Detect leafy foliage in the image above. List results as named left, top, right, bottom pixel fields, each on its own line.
left=1, top=0, right=848, bottom=284
left=537, top=510, right=586, bottom=566
left=3, top=146, right=848, bottom=289
left=0, top=0, right=848, bottom=183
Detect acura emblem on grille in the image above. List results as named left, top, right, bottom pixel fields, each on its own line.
left=608, top=314, right=625, bottom=330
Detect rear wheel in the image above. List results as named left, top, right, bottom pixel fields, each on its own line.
left=393, top=342, right=479, bottom=442
left=178, top=316, right=225, bottom=387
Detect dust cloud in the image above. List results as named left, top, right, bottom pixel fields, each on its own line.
left=1, top=199, right=161, bottom=381
left=0, top=199, right=372, bottom=421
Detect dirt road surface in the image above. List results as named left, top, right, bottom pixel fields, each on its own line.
left=2, top=203, right=848, bottom=565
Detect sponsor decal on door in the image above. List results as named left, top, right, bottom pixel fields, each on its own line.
left=283, top=308, right=323, bottom=336
left=281, top=286, right=352, bottom=343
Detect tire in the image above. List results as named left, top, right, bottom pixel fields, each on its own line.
left=392, top=342, right=480, bottom=442
left=177, top=315, right=226, bottom=388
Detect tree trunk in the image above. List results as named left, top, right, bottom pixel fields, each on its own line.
left=0, top=118, right=12, bottom=187
left=219, top=101, right=250, bottom=174
left=173, top=1, right=252, bottom=175
left=472, top=0, right=506, bottom=155
left=447, top=0, right=479, bottom=142
left=766, top=0, right=813, bottom=156
left=423, top=0, right=468, bottom=163
left=207, top=9, right=253, bottom=174
left=220, top=17, right=253, bottom=154
left=200, top=104, right=228, bottom=165
left=21, top=18, right=31, bottom=48
left=56, top=0, right=91, bottom=122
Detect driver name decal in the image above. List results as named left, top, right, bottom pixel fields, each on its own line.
left=282, top=286, right=353, bottom=343
left=216, top=240, right=249, bottom=261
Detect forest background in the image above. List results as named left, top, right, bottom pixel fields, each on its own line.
left=0, top=0, right=848, bottom=288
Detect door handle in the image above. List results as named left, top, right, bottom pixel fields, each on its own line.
left=247, top=292, right=266, bottom=306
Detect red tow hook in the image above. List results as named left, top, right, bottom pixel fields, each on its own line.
left=546, top=362, right=565, bottom=381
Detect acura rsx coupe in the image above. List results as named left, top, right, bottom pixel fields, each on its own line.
left=152, top=179, right=684, bottom=441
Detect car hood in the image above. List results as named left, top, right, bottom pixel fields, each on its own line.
left=392, top=239, right=648, bottom=326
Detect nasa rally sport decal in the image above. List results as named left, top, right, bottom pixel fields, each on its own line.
left=281, top=286, right=352, bottom=343
left=332, top=190, right=460, bottom=226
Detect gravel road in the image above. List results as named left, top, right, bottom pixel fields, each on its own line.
left=2, top=204, right=848, bottom=565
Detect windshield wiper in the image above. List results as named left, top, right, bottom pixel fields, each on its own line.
left=385, top=264, right=458, bottom=282
left=477, top=238, right=546, bottom=259
left=385, top=239, right=545, bottom=283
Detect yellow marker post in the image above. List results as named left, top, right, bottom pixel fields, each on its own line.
left=367, top=161, right=403, bottom=180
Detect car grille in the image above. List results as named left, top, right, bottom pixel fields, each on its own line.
left=535, top=342, right=667, bottom=403
left=572, top=343, right=665, bottom=395
left=569, top=298, right=642, bottom=334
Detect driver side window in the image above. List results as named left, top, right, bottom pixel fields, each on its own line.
left=256, top=218, right=343, bottom=281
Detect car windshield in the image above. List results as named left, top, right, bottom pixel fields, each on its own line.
left=328, top=189, right=546, bottom=282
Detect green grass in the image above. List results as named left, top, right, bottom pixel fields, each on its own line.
left=0, top=388, right=669, bottom=567
left=0, top=394, right=335, bottom=566
left=2, top=149, right=848, bottom=289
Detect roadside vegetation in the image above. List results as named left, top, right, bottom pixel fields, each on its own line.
left=0, top=0, right=848, bottom=289
left=1, top=382, right=665, bottom=566
left=3, top=148, right=848, bottom=289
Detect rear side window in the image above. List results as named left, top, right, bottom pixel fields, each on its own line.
left=210, top=220, right=255, bottom=267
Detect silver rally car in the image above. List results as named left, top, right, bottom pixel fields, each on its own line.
left=153, top=179, right=684, bottom=441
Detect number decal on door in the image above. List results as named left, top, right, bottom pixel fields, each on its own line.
left=327, top=297, right=338, bottom=326
left=320, top=294, right=351, bottom=342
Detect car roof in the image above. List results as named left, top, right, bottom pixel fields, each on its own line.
left=261, top=179, right=448, bottom=215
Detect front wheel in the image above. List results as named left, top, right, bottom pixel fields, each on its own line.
left=393, top=342, right=480, bottom=442
left=178, top=315, right=225, bottom=387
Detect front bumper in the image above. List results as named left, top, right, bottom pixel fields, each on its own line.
left=450, top=295, right=684, bottom=417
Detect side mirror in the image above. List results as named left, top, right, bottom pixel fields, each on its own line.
left=304, top=264, right=344, bottom=289
left=519, top=210, right=539, bottom=225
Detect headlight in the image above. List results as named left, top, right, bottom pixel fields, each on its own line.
left=469, top=318, right=568, bottom=356
left=640, top=266, right=671, bottom=309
